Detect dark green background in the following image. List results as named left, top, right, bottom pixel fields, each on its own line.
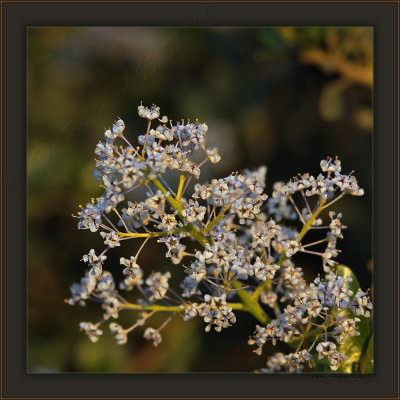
left=27, top=27, right=372, bottom=372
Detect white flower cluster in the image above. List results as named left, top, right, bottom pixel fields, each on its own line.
left=109, top=322, right=128, bottom=345
left=68, top=103, right=371, bottom=373
left=145, top=271, right=171, bottom=301
left=270, top=158, right=364, bottom=202
left=200, top=294, right=237, bottom=332
left=260, top=350, right=312, bottom=373
left=193, top=168, right=267, bottom=224
left=250, top=270, right=372, bottom=371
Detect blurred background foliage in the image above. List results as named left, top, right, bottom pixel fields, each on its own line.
left=27, top=27, right=372, bottom=373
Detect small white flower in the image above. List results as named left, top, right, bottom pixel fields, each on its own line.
left=138, top=103, right=160, bottom=120
left=143, top=327, right=162, bottom=346
left=282, top=240, right=301, bottom=257
left=206, top=147, right=221, bottom=164
left=316, top=341, right=336, bottom=359
left=82, top=249, right=106, bottom=276
left=145, top=271, right=171, bottom=301
left=109, top=322, right=128, bottom=345
left=100, top=231, right=120, bottom=248
left=120, top=256, right=140, bottom=276
left=79, top=321, right=103, bottom=343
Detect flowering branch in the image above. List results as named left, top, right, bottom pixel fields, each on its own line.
left=120, top=301, right=246, bottom=312
left=68, top=102, right=371, bottom=373
left=252, top=198, right=327, bottom=301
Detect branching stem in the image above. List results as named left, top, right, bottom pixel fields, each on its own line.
left=252, top=198, right=327, bottom=300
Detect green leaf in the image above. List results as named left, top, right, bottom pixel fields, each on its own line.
left=333, top=265, right=373, bottom=373
left=359, top=333, right=374, bottom=373
left=310, top=265, right=373, bottom=373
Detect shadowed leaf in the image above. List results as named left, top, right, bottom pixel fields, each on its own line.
left=334, top=265, right=373, bottom=373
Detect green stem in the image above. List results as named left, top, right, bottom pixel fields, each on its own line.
left=121, top=303, right=183, bottom=312
left=152, top=177, right=184, bottom=214
left=294, top=312, right=337, bottom=342
left=120, top=302, right=246, bottom=312
left=118, top=228, right=184, bottom=239
left=297, top=198, right=327, bottom=243
left=232, top=281, right=269, bottom=325
left=151, top=177, right=207, bottom=246
left=175, top=174, right=186, bottom=201
left=203, top=206, right=230, bottom=234
left=301, top=326, right=324, bottom=340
